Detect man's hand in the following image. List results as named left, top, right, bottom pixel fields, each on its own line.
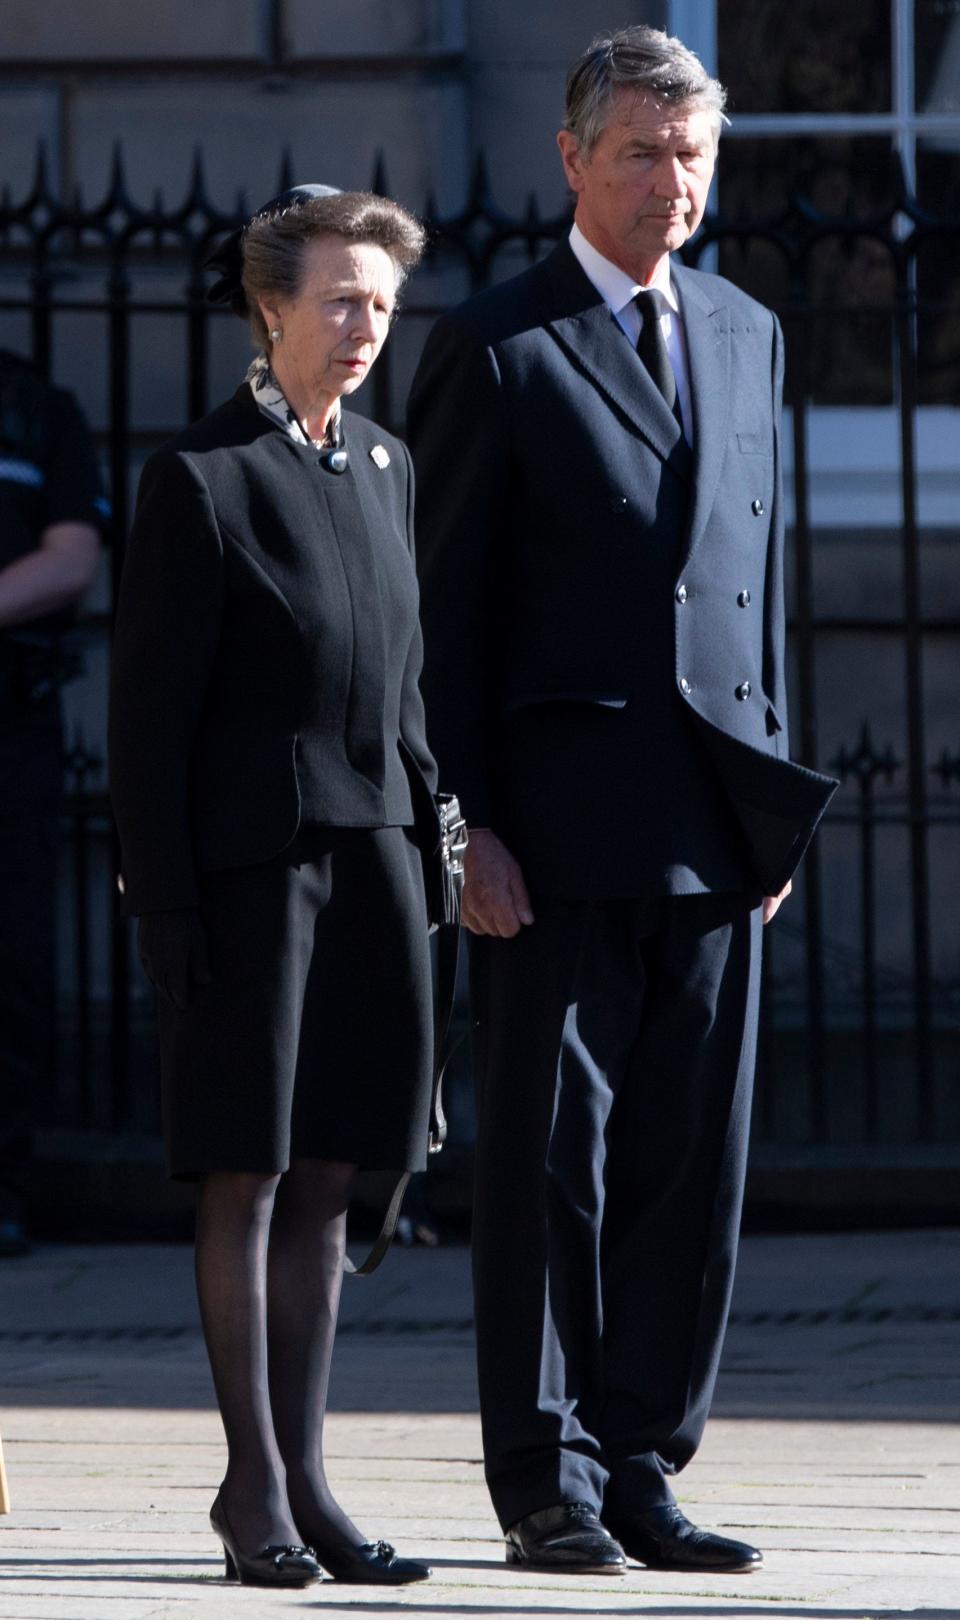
left=762, top=879, right=792, bottom=925
left=462, top=829, right=535, bottom=938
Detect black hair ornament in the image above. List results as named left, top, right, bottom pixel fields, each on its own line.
left=203, top=182, right=343, bottom=315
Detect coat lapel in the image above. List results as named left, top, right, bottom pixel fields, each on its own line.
left=672, top=264, right=731, bottom=567
left=542, top=241, right=685, bottom=465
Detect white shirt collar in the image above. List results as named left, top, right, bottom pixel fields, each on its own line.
left=569, top=221, right=678, bottom=316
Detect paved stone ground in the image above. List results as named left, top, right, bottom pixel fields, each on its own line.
left=1, top=1229, right=959, bottom=1618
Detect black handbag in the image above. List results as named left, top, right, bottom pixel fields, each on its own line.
left=344, top=788, right=467, bottom=1277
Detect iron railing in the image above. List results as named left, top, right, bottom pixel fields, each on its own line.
left=2, top=144, right=957, bottom=1161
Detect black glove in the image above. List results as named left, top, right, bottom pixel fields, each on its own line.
left=137, top=909, right=212, bottom=1011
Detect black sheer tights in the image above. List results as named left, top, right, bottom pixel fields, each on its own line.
left=194, top=1158, right=360, bottom=1556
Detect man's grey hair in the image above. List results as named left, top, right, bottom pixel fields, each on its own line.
left=564, top=25, right=728, bottom=155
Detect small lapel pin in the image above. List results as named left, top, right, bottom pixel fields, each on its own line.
left=370, top=444, right=390, bottom=470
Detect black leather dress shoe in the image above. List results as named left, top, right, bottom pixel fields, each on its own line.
left=505, top=1503, right=626, bottom=1573
left=610, top=1504, right=762, bottom=1573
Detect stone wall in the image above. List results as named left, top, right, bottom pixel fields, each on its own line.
left=0, top=1, right=667, bottom=437
left=0, top=1, right=665, bottom=213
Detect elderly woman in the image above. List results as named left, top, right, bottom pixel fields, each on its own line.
left=109, top=185, right=435, bottom=1588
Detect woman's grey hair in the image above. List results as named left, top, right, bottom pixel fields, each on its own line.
left=565, top=25, right=728, bottom=155
left=241, top=190, right=426, bottom=349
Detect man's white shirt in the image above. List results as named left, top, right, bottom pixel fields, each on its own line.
left=568, top=222, right=693, bottom=443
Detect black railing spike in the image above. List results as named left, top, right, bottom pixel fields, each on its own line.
left=278, top=147, right=294, bottom=193
left=522, top=192, right=543, bottom=261
left=469, top=150, right=492, bottom=209
left=31, top=139, right=50, bottom=204
left=108, top=141, right=128, bottom=205
left=831, top=720, right=902, bottom=787
left=371, top=150, right=389, bottom=197
left=931, top=748, right=960, bottom=788
left=186, top=147, right=210, bottom=212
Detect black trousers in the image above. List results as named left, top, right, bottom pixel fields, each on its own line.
left=470, top=891, right=762, bottom=1531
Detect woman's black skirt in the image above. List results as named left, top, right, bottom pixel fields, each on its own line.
left=157, top=825, right=432, bottom=1180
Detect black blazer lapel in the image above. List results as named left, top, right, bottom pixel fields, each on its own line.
left=673, top=265, right=731, bottom=568
left=542, top=240, right=685, bottom=465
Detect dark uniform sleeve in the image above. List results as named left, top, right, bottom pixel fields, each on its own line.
left=108, top=449, right=223, bottom=914
left=43, top=388, right=111, bottom=534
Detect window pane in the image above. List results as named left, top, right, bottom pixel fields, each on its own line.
left=717, top=135, right=898, bottom=217
left=915, top=1, right=960, bottom=113
left=715, top=139, right=896, bottom=404
left=916, top=143, right=960, bottom=405
left=718, top=0, right=892, bottom=114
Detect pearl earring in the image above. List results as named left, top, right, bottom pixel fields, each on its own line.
left=270, top=327, right=282, bottom=343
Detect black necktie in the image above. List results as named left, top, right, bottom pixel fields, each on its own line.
left=635, top=288, right=680, bottom=421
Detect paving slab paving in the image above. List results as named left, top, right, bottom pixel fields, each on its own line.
left=2, top=1230, right=960, bottom=1618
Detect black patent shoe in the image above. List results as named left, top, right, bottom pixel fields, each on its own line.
left=610, top=1504, right=763, bottom=1573
left=505, top=1503, right=626, bottom=1573
left=210, top=1492, right=322, bottom=1587
left=307, top=1533, right=431, bottom=1585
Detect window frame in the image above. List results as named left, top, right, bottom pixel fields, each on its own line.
left=669, top=0, right=960, bottom=191
left=670, top=0, right=960, bottom=527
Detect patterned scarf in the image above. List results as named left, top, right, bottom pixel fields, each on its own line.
left=244, top=353, right=341, bottom=447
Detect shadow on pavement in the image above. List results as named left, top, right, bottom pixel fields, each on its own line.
left=1, top=1566, right=955, bottom=1617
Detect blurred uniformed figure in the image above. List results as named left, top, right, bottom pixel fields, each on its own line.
left=0, top=350, right=107, bottom=1255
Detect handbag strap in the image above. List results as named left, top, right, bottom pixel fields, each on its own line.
left=341, top=1170, right=412, bottom=1279
left=344, top=921, right=462, bottom=1277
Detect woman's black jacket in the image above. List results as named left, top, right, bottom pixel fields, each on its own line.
left=109, top=384, right=438, bottom=915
